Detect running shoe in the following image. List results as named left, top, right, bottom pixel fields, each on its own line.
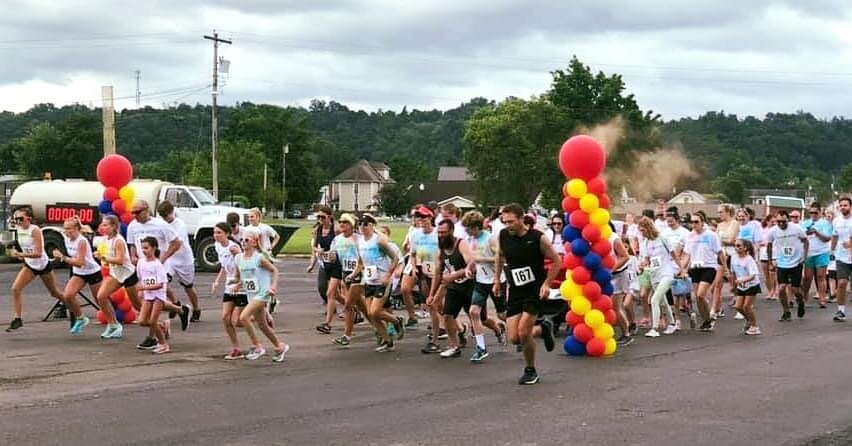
left=516, top=344, right=523, bottom=352
left=540, top=319, right=555, bottom=352
left=102, top=324, right=123, bottom=339
left=421, top=342, right=441, bottom=354
left=70, top=316, right=90, bottom=335
left=427, top=328, right=448, bottom=341
left=717, top=309, right=726, bottom=319
left=272, top=344, right=291, bottom=362
left=779, top=311, right=792, bottom=322
left=699, top=320, right=712, bottom=332
left=819, top=302, right=827, bottom=309
left=644, top=329, right=660, bottom=338
left=191, top=310, right=201, bottom=322
left=440, top=346, right=461, bottom=358
left=518, top=367, right=540, bottom=385
left=136, top=336, right=157, bottom=350
left=833, top=310, right=846, bottom=322
left=6, top=318, right=22, bottom=332
left=316, top=323, right=332, bottom=334
left=180, top=304, right=191, bottom=331
left=246, top=346, right=266, bottom=360
left=269, top=298, right=279, bottom=314
left=375, top=340, right=395, bottom=353
left=69, top=312, right=76, bottom=330
left=496, top=321, right=508, bottom=346
left=629, top=323, right=638, bottom=336
left=674, top=319, right=682, bottom=332
left=616, top=335, right=635, bottom=346
left=470, top=346, right=489, bottom=362
left=745, top=326, right=762, bottom=336
left=689, top=313, right=698, bottom=330
left=415, top=309, right=430, bottom=319
left=405, top=318, right=418, bottom=329
left=354, top=312, right=366, bottom=325
left=152, top=344, right=170, bottom=354
left=162, top=319, right=171, bottom=340
left=458, top=324, right=468, bottom=348
left=663, top=324, right=677, bottom=335
left=333, top=335, right=351, bottom=347
left=394, top=317, right=405, bottom=341
left=734, top=312, right=745, bottom=320
left=224, top=348, right=245, bottom=360
left=797, top=297, right=806, bottom=318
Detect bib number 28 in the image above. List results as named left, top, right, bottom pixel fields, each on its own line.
left=511, top=266, right=535, bottom=286
left=243, top=278, right=258, bottom=293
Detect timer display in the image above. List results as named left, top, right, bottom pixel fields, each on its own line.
left=45, top=204, right=99, bottom=225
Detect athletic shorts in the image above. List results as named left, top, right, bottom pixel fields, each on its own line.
left=837, top=261, right=852, bottom=282
left=443, top=286, right=473, bottom=318
left=167, top=264, right=195, bottom=288
left=507, top=293, right=542, bottom=318
left=776, top=264, right=803, bottom=287
left=118, top=272, right=139, bottom=288
left=24, top=262, right=52, bottom=276
left=144, top=291, right=168, bottom=302
left=638, top=270, right=652, bottom=288
left=735, top=284, right=762, bottom=297
left=327, top=264, right=343, bottom=280
left=471, top=281, right=506, bottom=313
left=72, top=270, right=103, bottom=285
left=804, top=253, right=830, bottom=269
left=611, top=270, right=630, bottom=295
left=250, top=292, right=273, bottom=303
left=364, top=284, right=388, bottom=299
left=689, top=267, right=717, bottom=284
left=223, top=293, right=248, bottom=307
left=828, top=270, right=837, bottom=280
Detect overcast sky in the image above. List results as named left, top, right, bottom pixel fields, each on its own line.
left=2, top=0, right=852, bottom=120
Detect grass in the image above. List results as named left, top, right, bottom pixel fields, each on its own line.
left=270, top=219, right=410, bottom=255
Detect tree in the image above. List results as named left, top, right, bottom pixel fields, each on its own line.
left=374, top=183, right=410, bottom=217
left=186, top=140, right=269, bottom=207
left=386, top=154, right=432, bottom=187
left=839, top=163, right=852, bottom=193
left=13, top=115, right=102, bottom=179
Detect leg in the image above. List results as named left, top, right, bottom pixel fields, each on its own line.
left=734, top=295, right=747, bottom=328
left=184, top=286, right=200, bottom=313
left=10, top=268, right=36, bottom=319
left=444, top=314, right=459, bottom=349
left=694, top=282, right=712, bottom=321
left=96, top=278, right=121, bottom=324
left=815, top=266, right=828, bottom=305
left=317, top=267, right=330, bottom=305
left=612, top=292, right=629, bottom=336
left=63, top=276, right=87, bottom=318
left=743, top=295, right=757, bottom=328
left=150, top=301, right=165, bottom=345
left=40, top=272, right=65, bottom=301
left=138, top=301, right=153, bottom=327
left=639, top=285, right=651, bottom=326
left=323, top=278, right=340, bottom=326
left=623, top=292, right=635, bottom=326
left=251, top=300, right=282, bottom=347
left=400, top=273, right=418, bottom=320
left=518, top=312, right=538, bottom=368
left=238, top=301, right=263, bottom=347
left=222, top=302, right=239, bottom=349
left=801, top=266, right=814, bottom=302
left=125, top=286, right=142, bottom=311
left=368, top=297, right=391, bottom=343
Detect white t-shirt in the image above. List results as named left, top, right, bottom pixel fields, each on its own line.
left=730, top=254, right=760, bottom=290
left=685, top=230, right=722, bottom=270
left=64, top=234, right=100, bottom=275
left=544, top=229, right=565, bottom=255
left=767, top=224, right=807, bottom=269
left=654, top=218, right=668, bottom=234
left=640, top=237, right=675, bottom=284
left=832, top=214, right=852, bottom=263
left=662, top=226, right=690, bottom=251
left=250, top=223, right=278, bottom=253
left=126, top=217, right=178, bottom=260
left=137, top=257, right=169, bottom=301
left=166, top=217, right=195, bottom=268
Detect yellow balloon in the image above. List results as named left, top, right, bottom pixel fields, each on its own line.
left=593, top=323, right=614, bottom=340
left=585, top=309, right=605, bottom=329
left=600, top=223, right=613, bottom=239
left=579, top=193, right=600, bottom=213
left=604, top=337, right=617, bottom=355
left=119, top=185, right=135, bottom=204
left=97, top=242, right=107, bottom=257
left=566, top=179, right=588, bottom=199
left=571, top=295, right=592, bottom=315
left=563, top=277, right=581, bottom=298
left=589, top=208, right=610, bottom=226
left=559, top=281, right=572, bottom=301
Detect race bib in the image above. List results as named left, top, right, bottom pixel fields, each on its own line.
left=23, top=247, right=33, bottom=254
left=476, top=264, right=491, bottom=277
left=511, top=266, right=535, bottom=286
left=365, top=265, right=378, bottom=280
left=649, top=256, right=662, bottom=270
left=143, top=277, right=156, bottom=286
left=343, top=259, right=357, bottom=271
left=423, top=262, right=434, bottom=276
left=403, top=262, right=414, bottom=275
left=782, top=247, right=794, bottom=257
left=320, top=251, right=335, bottom=263
left=243, top=278, right=258, bottom=293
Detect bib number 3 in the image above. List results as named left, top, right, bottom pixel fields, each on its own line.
left=365, top=265, right=378, bottom=280
left=511, top=266, right=535, bottom=286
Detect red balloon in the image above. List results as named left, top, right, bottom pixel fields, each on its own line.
left=573, top=323, right=594, bottom=344
left=569, top=210, right=589, bottom=228
left=103, top=187, right=119, bottom=201
left=558, top=135, right=607, bottom=181
left=583, top=282, right=602, bottom=300
left=96, top=310, right=108, bottom=324
left=111, top=199, right=126, bottom=215
left=592, top=239, right=612, bottom=257
left=572, top=266, right=591, bottom=285
left=581, top=224, right=601, bottom=243
left=118, top=298, right=132, bottom=313
left=604, top=309, right=618, bottom=325
left=587, top=177, right=607, bottom=195
left=566, top=311, right=584, bottom=327
left=561, top=196, right=579, bottom=213
left=563, top=253, right=583, bottom=270
left=601, top=254, right=616, bottom=270
left=120, top=212, right=134, bottom=225
left=586, top=337, right=606, bottom=357
left=110, top=289, right=126, bottom=305
left=598, top=193, right=611, bottom=209
left=593, top=296, right=613, bottom=312
left=96, top=154, right=133, bottom=189
left=124, top=309, right=137, bottom=324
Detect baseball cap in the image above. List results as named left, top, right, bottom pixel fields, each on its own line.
left=339, top=213, right=357, bottom=226
left=361, top=213, right=377, bottom=225
left=415, top=206, right=434, bottom=218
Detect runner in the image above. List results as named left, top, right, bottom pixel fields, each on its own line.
left=637, top=217, right=677, bottom=338
left=403, top=206, right=444, bottom=354
left=5, top=207, right=66, bottom=332
left=94, top=214, right=141, bottom=339
left=635, top=209, right=656, bottom=329
left=232, top=226, right=289, bottom=362
left=353, top=213, right=401, bottom=352
left=227, top=212, right=243, bottom=240
left=157, top=201, right=201, bottom=321
left=544, top=214, right=566, bottom=256
left=830, top=197, right=852, bottom=322
left=399, top=205, right=426, bottom=326
left=713, top=204, right=740, bottom=319
left=608, top=223, right=633, bottom=344
left=135, top=237, right=172, bottom=353
left=759, top=215, right=778, bottom=300
left=731, top=239, right=762, bottom=335
left=439, top=203, right=468, bottom=239
left=493, top=203, right=560, bottom=385
left=210, top=222, right=248, bottom=359
left=766, top=210, right=809, bottom=321
left=310, top=208, right=345, bottom=334
left=53, top=217, right=102, bottom=335
left=463, top=211, right=508, bottom=362
left=662, top=207, right=690, bottom=322
left=331, top=214, right=365, bottom=347
left=800, top=202, right=832, bottom=308
left=685, top=211, right=723, bottom=331
left=825, top=210, right=838, bottom=303
left=248, top=207, right=280, bottom=256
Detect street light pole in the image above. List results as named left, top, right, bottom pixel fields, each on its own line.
left=282, top=143, right=289, bottom=218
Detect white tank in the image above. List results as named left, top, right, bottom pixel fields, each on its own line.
left=10, top=179, right=170, bottom=222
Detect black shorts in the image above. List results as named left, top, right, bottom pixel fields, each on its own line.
left=828, top=270, right=837, bottom=280
left=837, top=261, right=852, bottom=282
left=364, top=284, right=389, bottom=299
left=72, top=270, right=103, bottom=285
left=735, top=284, right=762, bottom=297
left=120, top=272, right=139, bottom=288
left=24, top=262, right=53, bottom=276
left=507, top=293, right=542, bottom=318
left=689, top=267, right=717, bottom=284
left=327, top=264, right=343, bottom=280
left=777, top=265, right=803, bottom=287
left=443, top=286, right=473, bottom=318
left=223, top=293, right=248, bottom=307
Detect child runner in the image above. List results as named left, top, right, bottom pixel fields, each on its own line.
left=670, top=238, right=694, bottom=331
left=211, top=222, right=248, bottom=359
left=731, top=239, right=762, bottom=335
left=232, top=227, right=289, bottom=362
left=136, top=237, right=171, bottom=353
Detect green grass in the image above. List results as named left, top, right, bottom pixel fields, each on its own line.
left=271, top=219, right=410, bottom=255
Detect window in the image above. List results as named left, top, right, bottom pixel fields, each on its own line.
left=165, top=188, right=197, bottom=208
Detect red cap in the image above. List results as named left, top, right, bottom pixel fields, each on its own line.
left=415, top=206, right=434, bottom=217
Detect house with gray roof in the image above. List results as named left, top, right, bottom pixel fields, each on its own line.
left=329, top=160, right=394, bottom=212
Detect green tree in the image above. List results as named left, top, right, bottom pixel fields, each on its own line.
left=186, top=140, right=269, bottom=207
left=386, top=154, right=432, bottom=187
left=14, top=115, right=102, bottom=179
left=374, top=183, right=410, bottom=217
left=837, top=163, right=852, bottom=193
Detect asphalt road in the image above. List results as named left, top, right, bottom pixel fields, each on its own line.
left=0, top=259, right=851, bottom=446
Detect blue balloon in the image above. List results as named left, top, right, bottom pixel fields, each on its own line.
left=98, top=200, right=113, bottom=214
left=562, top=225, right=581, bottom=243
left=119, top=223, right=128, bottom=238
left=571, top=239, right=590, bottom=257
left=583, top=252, right=602, bottom=271
left=594, top=268, right=612, bottom=285
left=114, top=309, right=126, bottom=323
left=601, top=282, right=615, bottom=297
left=564, top=336, right=587, bottom=356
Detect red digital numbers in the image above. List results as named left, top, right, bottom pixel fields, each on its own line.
left=45, top=205, right=97, bottom=225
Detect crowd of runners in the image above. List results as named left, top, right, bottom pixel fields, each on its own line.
left=4, top=195, right=852, bottom=385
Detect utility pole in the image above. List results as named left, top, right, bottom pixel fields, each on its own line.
left=203, top=31, right=232, bottom=201
left=101, top=86, right=116, bottom=155
left=282, top=143, right=289, bottom=217
left=134, top=70, right=141, bottom=106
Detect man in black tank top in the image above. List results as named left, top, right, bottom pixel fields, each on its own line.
left=426, top=220, right=475, bottom=358
left=494, top=204, right=562, bottom=385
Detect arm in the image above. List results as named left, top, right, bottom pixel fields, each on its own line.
left=268, top=226, right=281, bottom=251
left=378, top=237, right=400, bottom=286
left=104, top=239, right=127, bottom=266
left=612, top=238, right=629, bottom=272
left=260, top=257, right=279, bottom=294
left=493, top=242, right=504, bottom=296
left=161, top=237, right=182, bottom=263
left=56, top=239, right=89, bottom=267
left=539, top=234, right=562, bottom=299
left=814, top=224, right=832, bottom=243
left=307, top=231, right=319, bottom=273
left=212, top=264, right=225, bottom=292
left=17, top=228, right=46, bottom=259
left=427, top=253, right=443, bottom=303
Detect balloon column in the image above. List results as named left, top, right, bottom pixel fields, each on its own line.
left=95, top=265, right=137, bottom=324
left=96, top=154, right=135, bottom=238
left=557, top=135, right=617, bottom=358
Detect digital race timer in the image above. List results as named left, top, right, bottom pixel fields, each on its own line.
left=45, top=204, right=99, bottom=225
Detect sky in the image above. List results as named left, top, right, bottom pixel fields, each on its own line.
left=3, top=0, right=852, bottom=120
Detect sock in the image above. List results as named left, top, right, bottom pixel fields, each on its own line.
left=839, top=305, right=846, bottom=313
left=475, top=334, right=485, bottom=349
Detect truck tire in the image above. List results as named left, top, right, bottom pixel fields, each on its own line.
left=195, top=236, right=219, bottom=272
left=43, top=230, right=66, bottom=268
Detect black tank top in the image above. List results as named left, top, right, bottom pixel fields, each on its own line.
left=499, top=228, right=545, bottom=297
left=441, top=239, right=471, bottom=290
left=314, top=226, right=336, bottom=267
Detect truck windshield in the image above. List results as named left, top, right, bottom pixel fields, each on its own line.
left=190, top=188, right=217, bottom=206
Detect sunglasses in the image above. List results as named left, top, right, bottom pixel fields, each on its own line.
left=656, top=214, right=664, bottom=218
left=230, top=223, right=238, bottom=228
left=240, top=238, right=254, bottom=242
left=13, top=216, right=25, bottom=222
left=809, top=211, right=819, bottom=215
left=734, top=244, right=744, bottom=248
left=690, top=220, right=701, bottom=224
left=551, top=222, right=563, bottom=226
left=360, top=221, right=373, bottom=227
left=414, top=213, right=428, bottom=219
left=791, top=215, right=800, bottom=218
left=318, top=215, right=328, bottom=220
left=131, top=209, right=147, bottom=215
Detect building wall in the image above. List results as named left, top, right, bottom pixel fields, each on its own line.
left=333, top=181, right=380, bottom=212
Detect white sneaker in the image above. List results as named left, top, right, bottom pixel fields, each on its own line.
left=674, top=319, right=682, bottom=331
left=663, top=324, right=677, bottom=335
left=745, top=326, right=762, bottom=335
left=734, top=312, right=745, bottom=320
left=644, top=329, right=660, bottom=338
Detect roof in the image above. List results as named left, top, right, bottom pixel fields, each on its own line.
left=668, top=190, right=708, bottom=204
left=332, top=160, right=394, bottom=184
left=437, top=167, right=472, bottom=182
left=369, top=161, right=389, bottom=171
left=407, top=181, right=475, bottom=205
left=745, top=188, right=805, bottom=198
left=438, top=195, right=476, bottom=208
left=766, top=196, right=805, bottom=209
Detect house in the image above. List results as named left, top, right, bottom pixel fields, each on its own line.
left=328, top=160, right=394, bottom=212
left=668, top=190, right=710, bottom=205
left=407, top=166, right=476, bottom=210
left=744, top=188, right=807, bottom=207
left=764, top=195, right=805, bottom=217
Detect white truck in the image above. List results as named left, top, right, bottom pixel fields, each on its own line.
left=8, top=179, right=295, bottom=271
